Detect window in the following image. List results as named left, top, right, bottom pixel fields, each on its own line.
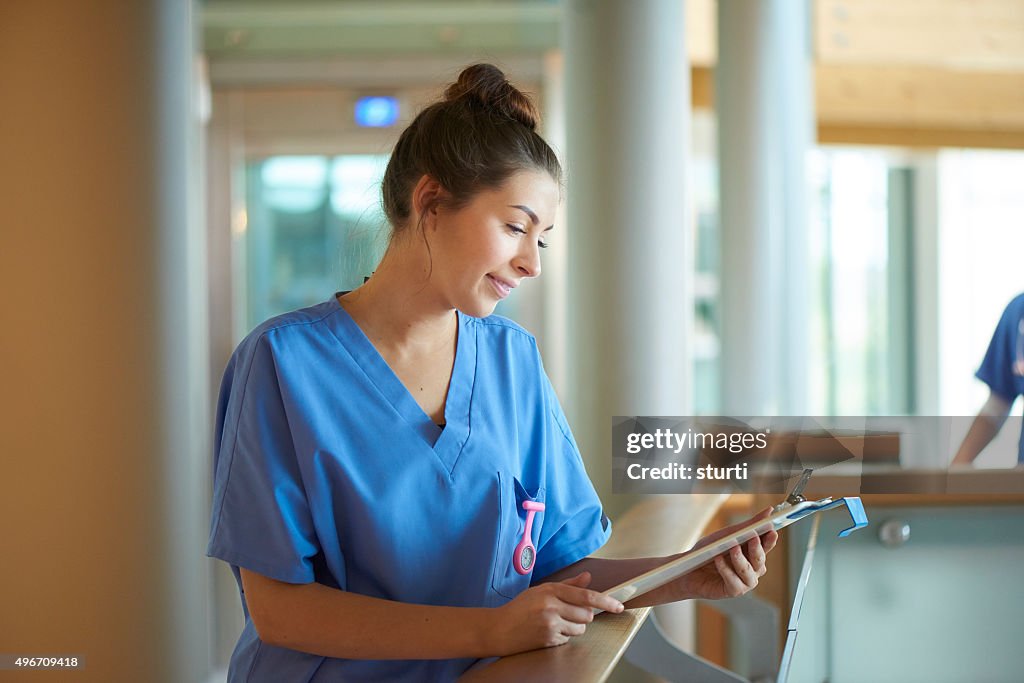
left=242, top=154, right=389, bottom=333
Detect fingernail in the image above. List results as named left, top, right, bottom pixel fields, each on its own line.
left=615, top=602, right=624, bottom=612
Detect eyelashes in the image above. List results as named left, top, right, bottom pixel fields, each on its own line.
left=507, top=224, right=548, bottom=249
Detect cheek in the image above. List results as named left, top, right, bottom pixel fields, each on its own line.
left=460, top=233, right=509, bottom=272
left=480, top=241, right=508, bottom=266
left=481, top=230, right=515, bottom=262
left=436, top=220, right=511, bottom=280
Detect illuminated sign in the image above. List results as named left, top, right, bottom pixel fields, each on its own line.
left=354, top=96, right=399, bottom=127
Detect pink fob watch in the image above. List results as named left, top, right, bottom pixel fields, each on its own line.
left=513, top=500, right=545, bottom=574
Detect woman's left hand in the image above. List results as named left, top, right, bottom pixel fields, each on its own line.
left=672, top=507, right=779, bottom=601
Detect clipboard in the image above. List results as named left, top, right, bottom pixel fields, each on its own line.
left=596, top=484, right=868, bottom=612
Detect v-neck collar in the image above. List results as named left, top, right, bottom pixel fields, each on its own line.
left=327, top=295, right=476, bottom=476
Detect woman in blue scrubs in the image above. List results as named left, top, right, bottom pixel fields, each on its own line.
left=207, top=63, right=777, bottom=681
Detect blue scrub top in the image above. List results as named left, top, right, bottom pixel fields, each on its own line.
left=207, top=296, right=612, bottom=681
left=976, top=292, right=1024, bottom=463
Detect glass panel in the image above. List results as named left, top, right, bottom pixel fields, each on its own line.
left=789, top=506, right=1024, bottom=683
left=692, top=141, right=905, bottom=417
left=329, top=155, right=390, bottom=290
left=937, top=150, right=1024, bottom=416
left=243, top=154, right=389, bottom=333
left=808, top=149, right=894, bottom=416
left=690, top=113, right=910, bottom=417
left=692, top=110, right=720, bottom=414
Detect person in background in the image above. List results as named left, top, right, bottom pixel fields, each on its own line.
left=206, top=63, right=778, bottom=681
left=952, top=292, right=1024, bottom=466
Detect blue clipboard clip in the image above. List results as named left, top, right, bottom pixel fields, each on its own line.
left=774, top=469, right=868, bottom=537
left=786, top=496, right=869, bottom=537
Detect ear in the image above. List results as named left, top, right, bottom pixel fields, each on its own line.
left=410, top=174, right=444, bottom=230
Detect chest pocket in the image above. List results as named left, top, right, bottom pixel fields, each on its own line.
left=491, top=472, right=546, bottom=600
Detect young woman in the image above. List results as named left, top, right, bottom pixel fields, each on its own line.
left=207, top=63, right=777, bottom=682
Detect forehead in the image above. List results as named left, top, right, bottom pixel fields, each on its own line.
left=472, top=170, right=559, bottom=213
left=462, top=169, right=557, bottom=223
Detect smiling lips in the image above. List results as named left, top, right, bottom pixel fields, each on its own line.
left=486, top=274, right=517, bottom=299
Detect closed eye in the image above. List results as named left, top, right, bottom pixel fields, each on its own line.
left=508, top=223, right=549, bottom=249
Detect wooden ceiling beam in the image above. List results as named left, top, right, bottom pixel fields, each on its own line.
left=692, top=65, right=1024, bottom=149
left=816, top=0, right=1024, bottom=70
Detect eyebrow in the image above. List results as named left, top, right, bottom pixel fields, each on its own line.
left=509, top=205, right=554, bottom=231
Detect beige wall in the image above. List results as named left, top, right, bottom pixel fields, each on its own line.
left=0, top=3, right=209, bottom=681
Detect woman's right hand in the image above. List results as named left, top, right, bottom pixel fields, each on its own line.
left=485, top=572, right=624, bottom=655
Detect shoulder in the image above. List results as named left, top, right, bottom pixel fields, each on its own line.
left=1004, top=293, right=1024, bottom=316
left=466, top=312, right=567, bottom=406
left=231, top=299, right=340, bottom=368
left=467, top=312, right=535, bottom=339
left=250, top=299, right=339, bottom=341
left=465, top=313, right=540, bottom=353
left=994, top=293, right=1024, bottom=333
left=465, top=314, right=557, bottom=403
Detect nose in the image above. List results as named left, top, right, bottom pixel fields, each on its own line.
left=513, top=241, right=542, bottom=279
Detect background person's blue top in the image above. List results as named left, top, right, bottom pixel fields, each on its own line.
left=207, top=296, right=612, bottom=681
left=976, top=292, right=1024, bottom=463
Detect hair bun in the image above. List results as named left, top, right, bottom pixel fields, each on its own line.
left=443, top=63, right=540, bottom=130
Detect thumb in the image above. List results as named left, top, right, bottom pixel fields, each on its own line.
left=560, top=571, right=592, bottom=588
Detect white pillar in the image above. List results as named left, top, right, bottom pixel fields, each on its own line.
left=564, top=2, right=695, bottom=659
left=563, top=0, right=693, bottom=512
left=718, top=0, right=813, bottom=416
left=539, top=50, right=571, bottom=397
left=0, top=2, right=209, bottom=682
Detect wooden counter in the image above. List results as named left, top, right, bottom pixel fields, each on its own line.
left=462, top=470, right=1024, bottom=680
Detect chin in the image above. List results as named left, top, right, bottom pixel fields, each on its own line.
left=455, top=296, right=499, bottom=319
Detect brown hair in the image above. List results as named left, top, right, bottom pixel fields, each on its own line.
left=381, top=63, right=562, bottom=235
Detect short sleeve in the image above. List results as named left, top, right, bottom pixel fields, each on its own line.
left=531, top=372, right=612, bottom=580
left=977, top=298, right=1024, bottom=402
left=207, top=333, right=320, bottom=584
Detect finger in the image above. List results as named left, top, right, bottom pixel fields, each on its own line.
left=760, top=529, right=779, bottom=554
left=560, top=619, right=587, bottom=638
left=559, top=571, right=592, bottom=588
left=544, top=630, right=571, bottom=648
left=556, top=584, right=625, bottom=613
left=558, top=602, right=596, bottom=625
left=714, top=554, right=747, bottom=596
left=728, top=545, right=759, bottom=589
left=555, top=584, right=624, bottom=613
left=746, top=536, right=767, bottom=574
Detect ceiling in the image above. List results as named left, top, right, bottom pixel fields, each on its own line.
left=201, top=0, right=1024, bottom=147
left=202, top=0, right=563, bottom=58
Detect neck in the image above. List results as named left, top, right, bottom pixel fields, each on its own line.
left=338, top=234, right=454, bottom=351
